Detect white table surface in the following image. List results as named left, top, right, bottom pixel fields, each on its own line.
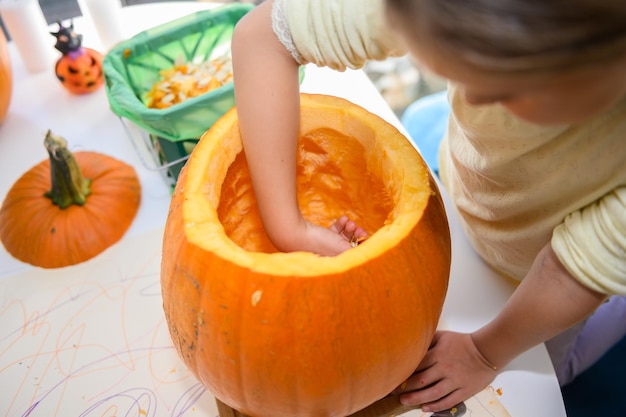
left=0, top=2, right=567, bottom=417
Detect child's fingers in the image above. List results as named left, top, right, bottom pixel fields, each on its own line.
left=329, top=216, right=369, bottom=246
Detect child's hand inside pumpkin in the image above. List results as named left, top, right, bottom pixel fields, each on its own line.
left=294, top=216, right=368, bottom=256
left=330, top=215, right=368, bottom=248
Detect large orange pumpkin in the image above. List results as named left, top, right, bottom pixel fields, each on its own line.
left=0, top=28, right=12, bottom=124
left=161, top=94, right=451, bottom=417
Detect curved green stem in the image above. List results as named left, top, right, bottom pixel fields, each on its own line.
left=44, top=130, right=91, bottom=208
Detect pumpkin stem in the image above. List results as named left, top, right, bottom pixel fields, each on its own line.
left=44, top=130, right=91, bottom=208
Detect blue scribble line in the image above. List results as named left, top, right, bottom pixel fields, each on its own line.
left=19, top=344, right=211, bottom=417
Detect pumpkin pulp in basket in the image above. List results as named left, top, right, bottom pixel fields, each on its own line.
left=145, top=55, right=233, bottom=109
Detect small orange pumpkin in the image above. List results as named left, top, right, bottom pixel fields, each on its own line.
left=161, top=94, right=451, bottom=417
left=0, top=28, right=12, bottom=124
left=0, top=130, right=141, bottom=268
left=51, top=21, right=104, bottom=95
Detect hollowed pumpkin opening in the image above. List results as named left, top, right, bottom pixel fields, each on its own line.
left=161, top=94, right=451, bottom=417
left=218, top=125, right=394, bottom=253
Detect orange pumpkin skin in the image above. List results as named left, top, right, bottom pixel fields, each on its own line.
left=0, top=151, right=141, bottom=268
left=0, top=29, right=12, bottom=124
left=161, top=94, right=451, bottom=417
left=55, top=47, right=104, bottom=95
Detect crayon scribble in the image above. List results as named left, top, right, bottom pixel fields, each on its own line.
left=0, top=230, right=510, bottom=417
left=0, top=230, right=217, bottom=417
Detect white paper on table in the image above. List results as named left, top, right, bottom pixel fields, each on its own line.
left=431, top=387, right=511, bottom=417
left=0, top=228, right=511, bottom=417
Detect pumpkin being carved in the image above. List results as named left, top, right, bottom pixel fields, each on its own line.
left=161, top=94, right=451, bottom=417
left=51, top=21, right=104, bottom=95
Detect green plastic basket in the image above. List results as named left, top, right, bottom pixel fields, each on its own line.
left=103, top=3, right=253, bottom=145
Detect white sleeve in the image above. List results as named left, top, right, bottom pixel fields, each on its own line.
left=552, top=186, right=626, bottom=295
left=271, top=0, right=406, bottom=71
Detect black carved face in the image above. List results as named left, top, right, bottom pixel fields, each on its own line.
left=51, top=21, right=83, bottom=55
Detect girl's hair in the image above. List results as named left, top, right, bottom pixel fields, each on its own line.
left=385, top=0, right=626, bottom=73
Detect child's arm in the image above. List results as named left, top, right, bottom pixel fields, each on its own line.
left=232, top=0, right=365, bottom=255
left=395, top=242, right=606, bottom=412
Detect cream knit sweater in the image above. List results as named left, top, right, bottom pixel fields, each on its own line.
left=272, top=0, right=626, bottom=295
